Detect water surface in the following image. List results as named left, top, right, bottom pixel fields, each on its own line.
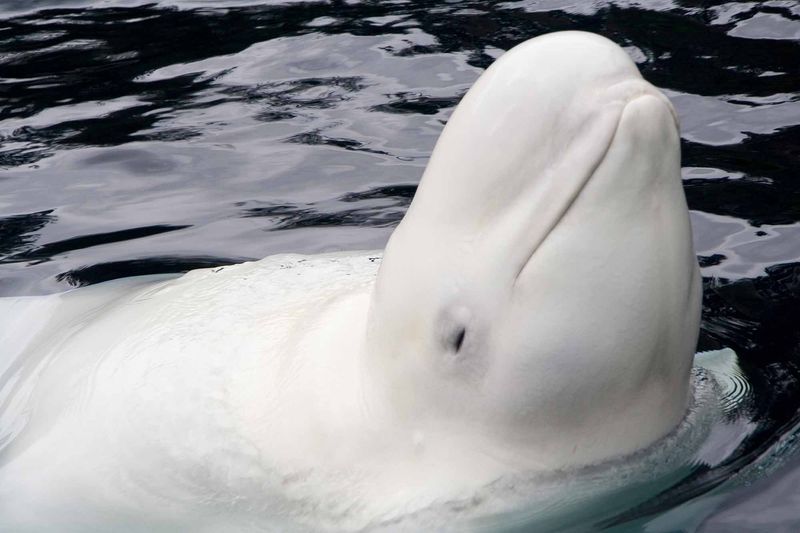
left=1, top=1, right=799, bottom=531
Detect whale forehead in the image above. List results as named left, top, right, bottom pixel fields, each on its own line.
left=503, top=31, right=641, bottom=85
left=472, top=31, right=642, bottom=112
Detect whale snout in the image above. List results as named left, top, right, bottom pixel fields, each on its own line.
left=604, top=78, right=680, bottom=133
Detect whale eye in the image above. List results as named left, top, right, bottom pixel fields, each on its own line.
left=450, top=326, right=466, bottom=353
left=440, top=305, right=471, bottom=356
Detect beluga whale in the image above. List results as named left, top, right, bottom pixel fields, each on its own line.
left=0, top=31, right=719, bottom=532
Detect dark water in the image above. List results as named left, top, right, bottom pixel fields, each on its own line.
left=0, top=0, right=799, bottom=531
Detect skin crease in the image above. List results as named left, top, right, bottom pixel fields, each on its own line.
left=0, top=31, right=700, bottom=531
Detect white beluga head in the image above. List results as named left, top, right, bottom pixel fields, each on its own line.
left=365, top=31, right=701, bottom=468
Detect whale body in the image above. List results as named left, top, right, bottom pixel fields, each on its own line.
left=0, top=31, right=702, bottom=531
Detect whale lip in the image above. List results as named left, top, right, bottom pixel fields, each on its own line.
left=608, top=78, right=680, bottom=130
left=512, top=86, right=677, bottom=286
left=510, top=117, right=619, bottom=286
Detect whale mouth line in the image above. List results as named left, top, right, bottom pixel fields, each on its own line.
left=512, top=91, right=666, bottom=287
left=511, top=104, right=625, bottom=287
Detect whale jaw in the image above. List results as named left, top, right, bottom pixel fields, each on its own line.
left=365, top=32, right=700, bottom=468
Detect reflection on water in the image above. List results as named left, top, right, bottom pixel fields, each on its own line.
left=0, top=0, right=799, bottom=531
